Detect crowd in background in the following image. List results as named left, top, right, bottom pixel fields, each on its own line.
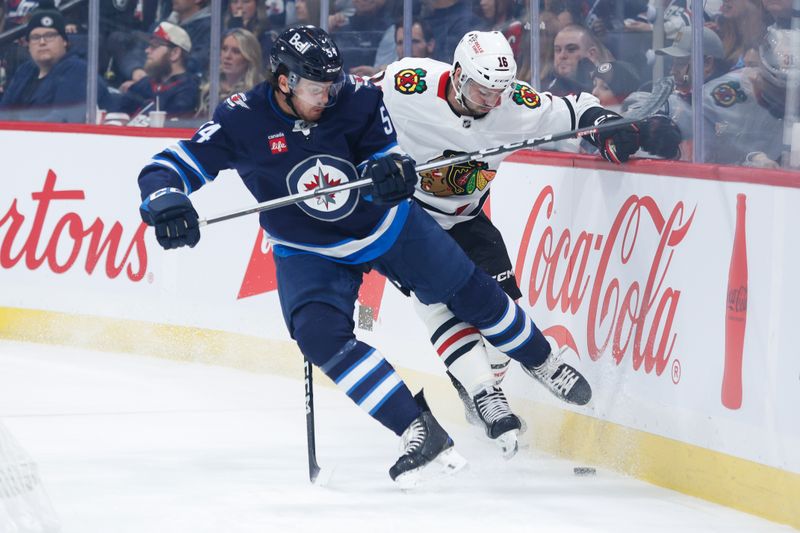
left=0, top=0, right=797, bottom=167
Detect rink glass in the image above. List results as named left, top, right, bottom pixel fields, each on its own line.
left=0, top=0, right=797, bottom=170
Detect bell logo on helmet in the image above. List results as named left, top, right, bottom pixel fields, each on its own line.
left=289, top=32, right=311, bottom=54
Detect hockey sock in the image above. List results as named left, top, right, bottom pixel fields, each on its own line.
left=292, top=303, right=419, bottom=436
left=447, top=269, right=551, bottom=368
left=321, top=340, right=419, bottom=436
left=412, top=298, right=494, bottom=393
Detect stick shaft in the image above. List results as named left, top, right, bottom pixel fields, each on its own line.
left=199, top=116, right=635, bottom=227
left=304, top=358, right=321, bottom=483
left=198, top=78, right=674, bottom=227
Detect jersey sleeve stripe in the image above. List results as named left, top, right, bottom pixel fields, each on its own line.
left=369, top=141, right=401, bottom=159
left=173, top=142, right=212, bottom=182
left=147, top=157, right=192, bottom=194
left=560, top=96, right=577, bottom=130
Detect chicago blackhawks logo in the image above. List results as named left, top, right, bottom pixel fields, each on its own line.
left=712, top=81, right=747, bottom=107
left=394, top=68, right=427, bottom=94
left=286, top=155, right=359, bottom=221
left=419, top=150, right=497, bottom=197
left=512, top=82, right=541, bottom=109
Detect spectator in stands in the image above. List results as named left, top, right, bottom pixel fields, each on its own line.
left=109, top=22, right=199, bottom=123
left=225, top=0, right=275, bottom=60
left=394, top=19, right=435, bottom=60
left=292, top=0, right=322, bottom=25
left=763, top=0, right=792, bottom=28
left=591, top=60, right=641, bottom=109
left=646, top=27, right=727, bottom=159
left=196, top=28, right=264, bottom=116
left=546, top=24, right=606, bottom=95
left=349, top=18, right=435, bottom=77
left=703, top=27, right=798, bottom=166
left=333, top=0, right=394, bottom=70
left=709, top=0, right=767, bottom=70
left=422, top=0, right=485, bottom=62
left=656, top=26, right=728, bottom=95
left=117, top=0, right=211, bottom=91
left=478, top=0, right=515, bottom=31
left=0, top=4, right=109, bottom=122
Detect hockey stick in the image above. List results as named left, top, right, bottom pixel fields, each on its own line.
left=198, top=77, right=673, bottom=227
left=303, top=357, right=321, bottom=483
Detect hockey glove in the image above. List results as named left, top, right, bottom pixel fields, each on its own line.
left=590, top=111, right=641, bottom=164
left=363, top=153, right=418, bottom=205
left=140, top=187, right=200, bottom=250
left=639, top=115, right=682, bottom=160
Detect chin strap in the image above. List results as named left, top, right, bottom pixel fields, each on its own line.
left=451, top=68, right=468, bottom=109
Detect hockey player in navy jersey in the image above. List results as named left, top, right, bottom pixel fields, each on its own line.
left=136, top=25, right=589, bottom=487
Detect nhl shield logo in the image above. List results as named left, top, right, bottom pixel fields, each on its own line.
left=286, top=155, right=359, bottom=221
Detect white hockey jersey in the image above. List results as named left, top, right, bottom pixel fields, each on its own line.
left=373, top=57, right=603, bottom=229
left=702, top=69, right=784, bottom=165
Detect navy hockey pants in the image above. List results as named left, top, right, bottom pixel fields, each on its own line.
left=275, top=202, right=551, bottom=435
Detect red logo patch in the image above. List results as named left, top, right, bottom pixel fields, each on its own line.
left=268, top=133, right=288, bottom=154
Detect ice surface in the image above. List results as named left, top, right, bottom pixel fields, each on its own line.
left=0, top=340, right=792, bottom=533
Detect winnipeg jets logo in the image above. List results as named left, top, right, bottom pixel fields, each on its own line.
left=286, top=155, right=359, bottom=221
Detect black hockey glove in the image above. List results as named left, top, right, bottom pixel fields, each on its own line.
left=639, top=114, right=682, bottom=160
left=586, top=110, right=641, bottom=164
left=363, top=153, right=417, bottom=205
left=140, top=187, right=200, bottom=250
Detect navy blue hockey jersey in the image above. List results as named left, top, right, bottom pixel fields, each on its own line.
left=137, top=78, right=407, bottom=264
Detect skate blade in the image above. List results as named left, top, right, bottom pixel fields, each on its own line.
left=496, top=429, right=519, bottom=460
left=395, top=448, right=468, bottom=490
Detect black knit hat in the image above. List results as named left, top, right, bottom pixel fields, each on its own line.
left=26, top=1, right=68, bottom=41
left=592, top=61, right=641, bottom=99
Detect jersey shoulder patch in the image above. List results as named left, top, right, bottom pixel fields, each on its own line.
left=224, top=92, right=251, bottom=110
left=511, top=82, right=541, bottom=109
left=393, top=67, right=429, bottom=95
left=711, top=81, right=747, bottom=108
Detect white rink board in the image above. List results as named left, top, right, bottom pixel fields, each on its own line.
left=0, top=128, right=798, bottom=481
left=489, top=158, right=800, bottom=475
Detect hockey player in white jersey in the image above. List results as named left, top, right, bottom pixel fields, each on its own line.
left=373, top=31, right=675, bottom=457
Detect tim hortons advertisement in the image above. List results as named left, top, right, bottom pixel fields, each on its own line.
left=0, top=129, right=287, bottom=340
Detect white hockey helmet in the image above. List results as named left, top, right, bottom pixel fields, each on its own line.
left=452, top=31, right=517, bottom=111
left=758, top=27, right=799, bottom=89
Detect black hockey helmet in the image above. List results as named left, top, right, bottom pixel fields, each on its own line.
left=270, top=25, right=343, bottom=83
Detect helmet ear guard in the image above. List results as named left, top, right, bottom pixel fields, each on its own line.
left=451, top=31, right=517, bottom=109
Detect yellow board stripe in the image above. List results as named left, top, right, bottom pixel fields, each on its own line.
left=1, top=306, right=797, bottom=529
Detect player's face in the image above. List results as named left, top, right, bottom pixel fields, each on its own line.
left=289, top=76, right=344, bottom=121
left=28, top=29, right=68, bottom=68
left=221, top=35, right=248, bottom=81
left=460, top=78, right=506, bottom=114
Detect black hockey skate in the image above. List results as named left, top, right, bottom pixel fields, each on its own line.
left=522, top=346, right=592, bottom=405
left=389, top=391, right=467, bottom=489
left=473, top=385, right=523, bottom=459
